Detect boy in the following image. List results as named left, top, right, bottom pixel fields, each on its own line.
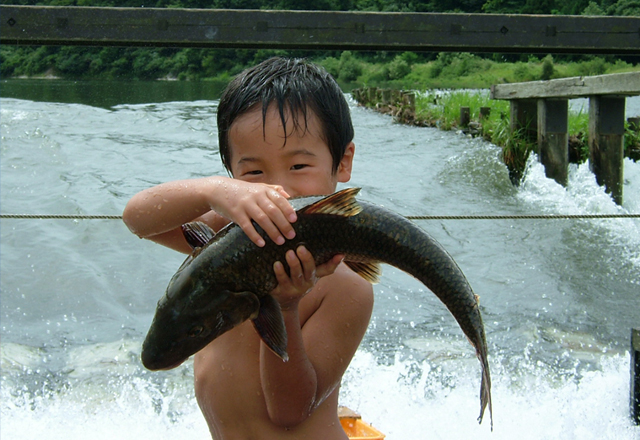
left=123, top=57, right=374, bottom=439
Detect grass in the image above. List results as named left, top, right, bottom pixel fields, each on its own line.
left=332, top=53, right=639, bottom=92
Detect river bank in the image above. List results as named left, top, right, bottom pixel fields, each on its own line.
left=351, top=86, right=640, bottom=184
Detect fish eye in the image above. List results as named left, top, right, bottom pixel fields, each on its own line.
left=188, top=325, right=204, bottom=338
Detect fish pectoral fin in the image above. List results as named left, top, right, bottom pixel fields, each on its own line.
left=298, top=187, right=363, bottom=217
left=251, top=295, right=289, bottom=362
left=344, top=260, right=382, bottom=284
left=182, top=221, right=216, bottom=249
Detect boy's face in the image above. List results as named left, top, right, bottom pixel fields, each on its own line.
left=227, top=104, right=354, bottom=197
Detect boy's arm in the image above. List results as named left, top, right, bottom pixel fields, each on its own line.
left=260, top=247, right=374, bottom=427
left=122, top=176, right=297, bottom=253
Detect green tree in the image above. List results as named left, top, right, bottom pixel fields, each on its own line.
left=582, top=0, right=606, bottom=14
left=607, top=0, right=640, bottom=15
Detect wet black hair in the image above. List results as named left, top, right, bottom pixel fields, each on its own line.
left=217, top=57, right=354, bottom=174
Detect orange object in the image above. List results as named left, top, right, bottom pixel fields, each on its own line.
left=339, top=407, right=386, bottom=440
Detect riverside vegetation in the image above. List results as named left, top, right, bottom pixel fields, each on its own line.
left=1, top=0, right=639, bottom=81
left=352, top=86, right=640, bottom=184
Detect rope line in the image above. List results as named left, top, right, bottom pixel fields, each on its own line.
left=1, top=213, right=639, bottom=220
left=0, top=214, right=123, bottom=220
left=406, top=213, right=640, bottom=220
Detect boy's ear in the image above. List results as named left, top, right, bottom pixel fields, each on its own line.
left=336, top=142, right=355, bottom=183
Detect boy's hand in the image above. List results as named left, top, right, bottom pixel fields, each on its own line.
left=211, top=179, right=297, bottom=247
left=271, top=246, right=344, bottom=311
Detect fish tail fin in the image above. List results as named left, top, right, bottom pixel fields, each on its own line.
left=477, top=347, right=493, bottom=431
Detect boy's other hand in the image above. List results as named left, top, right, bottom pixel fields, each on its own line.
left=271, top=246, right=344, bottom=311
left=211, top=179, right=297, bottom=247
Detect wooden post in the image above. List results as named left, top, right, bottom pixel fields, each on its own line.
left=403, top=91, right=416, bottom=110
left=537, top=98, right=568, bottom=186
left=460, top=106, right=470, bottom=128
left=632, top=328, right=640, bottom=425
left=382, top=89, right=391, bottom=105
left=510, top=99, right=537, bottom=143
left=479, top=106, right=491, bottom=120
left=351, top=88, right=360, bottom=104
left=367, top=87, right=377, bottom=106
left=588, top=95, right=625, bottom=205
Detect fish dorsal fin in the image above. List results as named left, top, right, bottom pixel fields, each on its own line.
left=298, top=187, right=362, bottom=217
left=344, top=261, right=382, bottom=284
left=182, top=222, right=216, bottom=249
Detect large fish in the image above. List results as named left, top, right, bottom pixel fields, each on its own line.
left=141, top=187, right=493, bottom=426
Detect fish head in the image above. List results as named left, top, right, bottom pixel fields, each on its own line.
left=141, top=263, right=261, bottom=371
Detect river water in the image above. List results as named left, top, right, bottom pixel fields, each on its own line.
left=1, top=79, right=640, bottom=439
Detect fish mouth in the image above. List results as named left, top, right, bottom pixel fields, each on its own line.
left=141, top=349, right=186, bottom=371
left=151, top=359, right=185, bottom=371
left=141, top=338, right=187, bottom=371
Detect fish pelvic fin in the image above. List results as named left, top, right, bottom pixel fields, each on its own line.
left=252, top=295, right=289, bottom=362
left=298, top=187, right=362, bottom=217
left=344, top=261, right=382, bottom=284
left=182, top=221, right=216, bottom=249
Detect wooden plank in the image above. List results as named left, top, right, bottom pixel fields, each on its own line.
left=2, top=5, right=640, bottom=54
left=491, top=72, right=640, bottom=100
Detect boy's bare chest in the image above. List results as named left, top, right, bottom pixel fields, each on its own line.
left=194, top=321, right=268, bottom=425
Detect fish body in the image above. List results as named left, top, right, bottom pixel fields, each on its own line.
left=141, top=187, right=492, bottom=426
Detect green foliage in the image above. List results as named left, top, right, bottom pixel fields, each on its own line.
left=607, top=0, right=640, bottom=15
left=386, top=55, right=411, bottom=80
left=582, top=1, right=605, bottom=14
left=337, top=51, right=362, bottom=82
left=512, top=62, right=536, bottom=82
left=428, top=52, right=488, bottom=80
left=625, top=121, right=640, bottom=161
left=540, top=55, right=555, bottom=80
left=575, top=57, right=608, bottom=76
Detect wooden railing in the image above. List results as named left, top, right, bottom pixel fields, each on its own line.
left=1, top=6, right=640, bottom=54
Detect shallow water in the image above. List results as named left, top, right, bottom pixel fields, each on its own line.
left=1, top=81, right=639, bottom=439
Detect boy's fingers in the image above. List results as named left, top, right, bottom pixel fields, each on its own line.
left=315, top=254, right=344, bottom=278
left=237, top=216, right=266, bottom=247
left=285, top=250, right=305, bottom=287
left=295, top=246, right=316, bottom=281
left=258, top=198, right=295, bottom=242
left=268, top=184, right=291, bottom=200
left=266, top=189, right=297, bottom=228
left=273, top=261, right=291, bottom=285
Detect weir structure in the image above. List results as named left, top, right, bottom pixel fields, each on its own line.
left=491, top=72, right=640, bottom=205
left=1, top=4, right=639, bottom=425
